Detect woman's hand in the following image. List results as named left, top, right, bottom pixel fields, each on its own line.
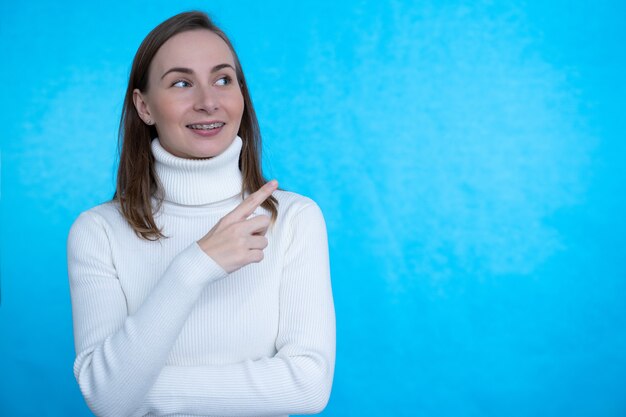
left=197, top=180, right=278, bottom=274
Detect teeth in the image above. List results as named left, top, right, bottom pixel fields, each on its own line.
left=188, top=122, right=224, bottom=130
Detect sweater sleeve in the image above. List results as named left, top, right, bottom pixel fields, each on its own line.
left=67, top=210, right=228, bottom=417
left=138, top=202, right=336, bottom=416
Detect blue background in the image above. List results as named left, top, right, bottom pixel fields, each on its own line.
left=1, top=1, right=625, bottom=416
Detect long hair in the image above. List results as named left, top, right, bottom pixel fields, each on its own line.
left=113, top=11, right=277, bottom=240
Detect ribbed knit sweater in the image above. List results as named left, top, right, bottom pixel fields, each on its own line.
left=67, top=136, right=336, bottom=417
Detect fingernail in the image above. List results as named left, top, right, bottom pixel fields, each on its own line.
left=268, top=180, right=278, bottom=188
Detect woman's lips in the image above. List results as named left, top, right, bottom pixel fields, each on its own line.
left=187, top=122, right=225, bottom=137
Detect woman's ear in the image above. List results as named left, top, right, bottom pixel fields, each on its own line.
left=133, top=89, right=153, bottom=125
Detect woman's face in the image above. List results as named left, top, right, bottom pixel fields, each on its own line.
left=133, top=29, right=244, bottom=159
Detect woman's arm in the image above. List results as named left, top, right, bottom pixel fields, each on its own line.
left=138, top=202, right=336, bottom=416
left=69, top=182, right=279, bottom=417
left=68, top=210, right=228, bottom=417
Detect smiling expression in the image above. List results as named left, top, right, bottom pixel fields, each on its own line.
left=133, top=29, right=244, bottom=159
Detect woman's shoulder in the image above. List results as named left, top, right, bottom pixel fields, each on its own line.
left=69, top=200, right=125, bottom=234
left=272, top=189, right=326, bottom=229
left=273, top=189, right=321, bottom=214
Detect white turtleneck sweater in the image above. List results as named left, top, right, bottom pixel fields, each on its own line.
left=67, top=136, right=335, bottom=417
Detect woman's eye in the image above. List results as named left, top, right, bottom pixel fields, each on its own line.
left=215, top=76, right=232, bottom=86
left=172, top=80, right=191, bottom=88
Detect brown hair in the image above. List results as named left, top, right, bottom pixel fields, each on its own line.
left=113, top=11, right=277, bottom=240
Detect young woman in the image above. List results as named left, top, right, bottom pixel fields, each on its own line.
left=67, top=11, right=335, bottom=417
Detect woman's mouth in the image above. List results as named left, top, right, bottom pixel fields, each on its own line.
left=187, top=122, right=225, bottom=137
left=187, top=122, right=225, bottom=130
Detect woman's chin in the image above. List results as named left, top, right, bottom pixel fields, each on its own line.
left=160, top=133, right=236, bottom=160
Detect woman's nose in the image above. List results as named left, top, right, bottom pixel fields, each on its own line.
left=193, top=87, right=218, bottom=113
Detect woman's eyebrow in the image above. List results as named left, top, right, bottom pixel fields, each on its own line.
left=161, top=64, right=235, bottom=80
left=161, top=67, right=193, bottom=79
left=211, top=63, right=235, bottom=73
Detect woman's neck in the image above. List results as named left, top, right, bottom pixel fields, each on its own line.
left=151, top=136, right=243, bottom=206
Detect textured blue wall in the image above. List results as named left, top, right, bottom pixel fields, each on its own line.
left=1, top=1, right=625, bottom=416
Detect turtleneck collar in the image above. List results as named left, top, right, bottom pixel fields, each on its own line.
left=151, top=136, right=243, bottom=206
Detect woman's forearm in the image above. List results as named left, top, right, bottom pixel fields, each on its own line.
left=69, top=211, right=227, bottom=417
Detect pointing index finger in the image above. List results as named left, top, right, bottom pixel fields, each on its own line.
left=229, top=180, right=278, bottom=221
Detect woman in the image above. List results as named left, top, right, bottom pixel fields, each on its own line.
left=67, top=11, right=335, bottom=417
